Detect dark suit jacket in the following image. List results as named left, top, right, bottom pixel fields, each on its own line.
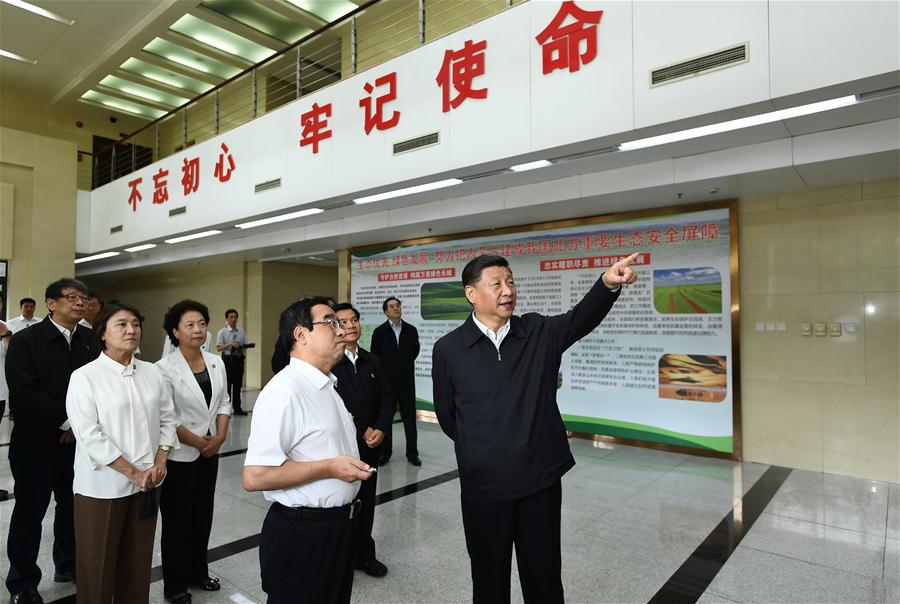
left=370, top=320, right=419, bottom=391
left=432, top=277, right=620, bottom=502
left=6, top=317, right=99, bottom=446
left=332, top=347, right=394, bottom=462
left=271, top=338, right=289, bottom=374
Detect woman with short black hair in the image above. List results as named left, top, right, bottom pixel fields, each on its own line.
left=156, top=299, right=231, bottom=604
left=66, top=301, right=177, bottom=603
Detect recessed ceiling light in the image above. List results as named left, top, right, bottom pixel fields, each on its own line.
left=0, top=48, right=36, bottom=64
left=1, top=0, right=74, bottom=25
left=124, top=243, right=157, bottom=252
left=235, top=208, right=324, bottom=229
left=74, top=251, right=120, bottom=264
left=510, top=159, right=552, bottom=172
left=354, top=178, right=463, bottom=205
left=164, top=230, right=222, bottom=244
left=619, top=95, right=857, bottom=151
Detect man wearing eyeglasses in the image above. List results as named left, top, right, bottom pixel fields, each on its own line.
left=5, top=278, right=99, bottom=604
left=243, top=297, right=374, bottom=604
left=331, top=303, right=394, bottom=579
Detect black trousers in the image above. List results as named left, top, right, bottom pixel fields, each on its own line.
left=352, top=443, right=379, bottom=564
left=380, top=386, right=417, bottom=459
left=223, top=355, right=244, bottom=412
left=159, top=455, right=219, bottom=595
left=259, top=503, right=354, bottom=604
left=5, top=443, right=76, bottom=594
left=460, top=480, right=564, bottom=604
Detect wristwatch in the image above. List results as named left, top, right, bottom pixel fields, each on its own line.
left=158, top=445, right=173, bottom=453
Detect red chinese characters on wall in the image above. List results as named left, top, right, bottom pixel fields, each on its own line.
left=300, top=102, right=333, bottom=154
left=360, top=72, right=400, bottom=134
left=436, top=39, right=488, bottom=113
left=182, top=157, right=200, bottom=196
left=214, top=143, right=236, bottom=182
left=127, top=177, right=142, bottom=212
left=535, top=0, right=603, bottom=75
left=152, top=168, right=169, bottom=205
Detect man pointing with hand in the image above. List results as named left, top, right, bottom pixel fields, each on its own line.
left=432, top=252, right=639, bottom=604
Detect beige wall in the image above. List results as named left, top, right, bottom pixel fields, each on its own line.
left=0, top=127, right=78, bottom=313
left=83, top=260, right=337, bottom=389
left=738, top=179, right=900, bottom=483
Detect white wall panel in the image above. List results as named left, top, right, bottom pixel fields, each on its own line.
left=633, top=1, right=770, bottom=128
left=770, top=1, right=900, bottom=99
left=530, top=0, right=634, bottom=150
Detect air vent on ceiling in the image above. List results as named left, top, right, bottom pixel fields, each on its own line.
left=650, top=43, right=748, bottom=87
left=393, top=132, right=440, bottom=155
left=169, top=206, right=186, bottom=217
left=255, top=178, right=282, bottom=193
left=109, top=225, right=123, bottom=234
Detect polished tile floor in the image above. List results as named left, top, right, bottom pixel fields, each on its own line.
left=0, top=390, right=897, bottom=603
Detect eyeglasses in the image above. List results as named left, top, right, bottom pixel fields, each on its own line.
left=61, top=293, right=89, bottom=304
left=311, top=318, right=343, bottom=332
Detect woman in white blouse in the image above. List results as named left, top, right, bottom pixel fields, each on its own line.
left=66, top=301, right=177, bottom=603
left=156, top=300, right=231, bottom=604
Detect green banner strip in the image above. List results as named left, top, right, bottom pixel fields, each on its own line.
left=561, top=414, right=732, bottom=452
left=413, top=402, right=731, bottom=453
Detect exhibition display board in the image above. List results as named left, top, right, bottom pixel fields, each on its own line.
left=351, top=202, right=740, bottom=457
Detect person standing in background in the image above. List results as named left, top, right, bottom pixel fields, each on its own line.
left=5, top=279, right=99, bottom=604
left=78, top=293, right=103, bottom=329
left=370, top=297, right=421, bottom=466
left=0, top=297, right=10, bottom=498
left=6, top=297, right=42, bottom=334
left=216, top=309, right=251, bottom=416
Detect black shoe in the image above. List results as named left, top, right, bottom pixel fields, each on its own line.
left=234, top=410, right=247, bottom=416
left=53, top=570, right=75, bottom=583
left=356, top=558, right=388, bottom=578
left=164, top=591, right=192, bottom=604
left=407, top=456, right=422, bottom=466
left=193, top=577, right=220, bottom=592
left=377, top=455, right=391, bottom=466
left=10, top=588, right=43, bottom=604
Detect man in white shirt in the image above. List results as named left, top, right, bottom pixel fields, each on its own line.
left=77, top=293, right=102, bottom=329
left=215, top=308, right=251, bottom=415
left=6, top=297, right=42, bottom=334
left=243, top=297, right=373, bottom=604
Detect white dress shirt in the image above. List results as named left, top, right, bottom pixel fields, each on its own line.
left=389, top=320, right=402, bottom=344
left=66, top=353, right=178, bottom=499
left=245, top=358, right=360, bottom=508
left=472, top=312, right=511, bottom=351
left=156, top=349, right=231, bottom=462
left=6, top=315, right=42, bottom=333
left=216, top=325, right=250, bottom=356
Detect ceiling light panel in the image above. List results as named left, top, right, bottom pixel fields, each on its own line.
left=1, top=0, right=74, bottom=25
left=171, top=14, right=276, bottom=63
left=143, top=38, right=241, bottom=79
left=0, top=48, right=36, bottom=64
left=202, top=0, right=311, bottom=44
left=286, top=0, right=357, bottom=22
left=80, top=90, right=166, bottom=119
left=119, top=57, right=214, bottom=94
left=99, top=75, right=190, bottom=107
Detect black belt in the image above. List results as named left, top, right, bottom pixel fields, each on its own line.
left=273, top=500, right=360, bottom=521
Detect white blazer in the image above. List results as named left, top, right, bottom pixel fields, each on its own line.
left=156, top=349, right=231, bottom=462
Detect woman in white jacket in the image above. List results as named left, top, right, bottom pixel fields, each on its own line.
left=66, top=301, right=177, bottom=603
left=156, top=300, right=232, bottom=604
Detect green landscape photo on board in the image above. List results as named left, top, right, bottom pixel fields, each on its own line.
left=420, top=281, right=470, bottom=320
left=653, top=267, right=722, bottom=314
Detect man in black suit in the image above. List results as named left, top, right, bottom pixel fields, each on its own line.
left=432, top=253, right=638, bottom=604
left=5, top=278, right=100, bottom=604
left=370, top=297, right=420, bottom=466
left=331, top=303, right=394, bottom=578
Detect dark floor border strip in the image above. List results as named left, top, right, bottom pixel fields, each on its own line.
left=48, top=467, right=460, bottom=603
left=648, top=465, right=792, bottom=603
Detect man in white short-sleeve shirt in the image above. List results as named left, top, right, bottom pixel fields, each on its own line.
left=243, top=297, right=374, bottom=604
